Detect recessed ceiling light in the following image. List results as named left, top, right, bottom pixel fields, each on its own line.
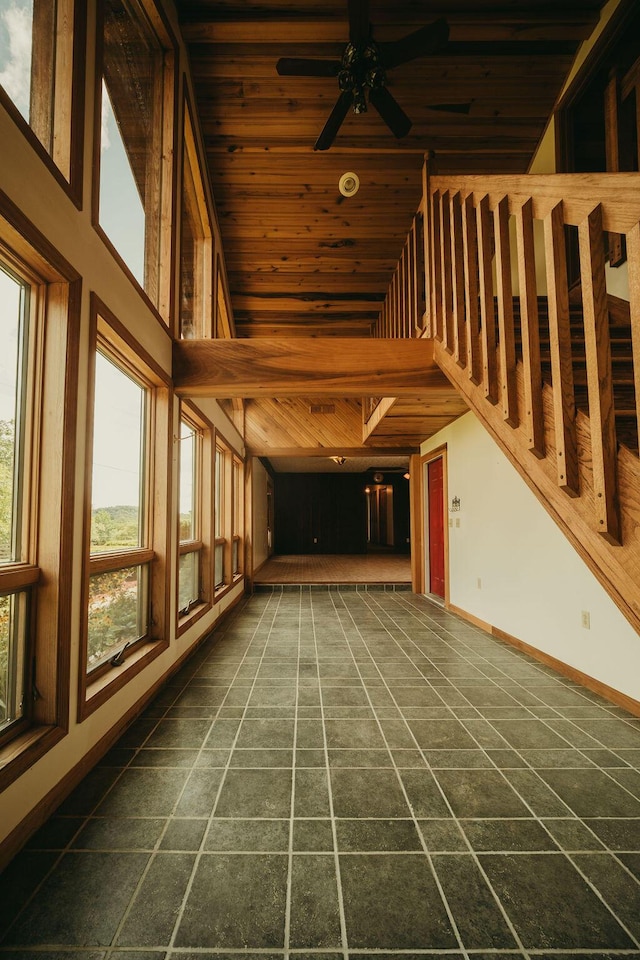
left=338, top=172, right=360, bottom=197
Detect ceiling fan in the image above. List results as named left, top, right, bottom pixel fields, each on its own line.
left=276, top=0, right=451, bottom=150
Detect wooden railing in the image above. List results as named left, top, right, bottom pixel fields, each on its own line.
left=371, top=161, right=640, bottom=632
left=424, top=168, right=640, bottom=546
left=373, top=212, right=426, bottom=340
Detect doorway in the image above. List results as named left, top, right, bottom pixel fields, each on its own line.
left=425, top=455, right=446, bottom=599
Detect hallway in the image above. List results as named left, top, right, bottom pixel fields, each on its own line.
left=2, top=590, right=640, bottom=955
left=253, top=553, right=412, bottom=585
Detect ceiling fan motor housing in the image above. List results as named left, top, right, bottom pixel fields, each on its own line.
left=339, top=41, right=385, bottom=113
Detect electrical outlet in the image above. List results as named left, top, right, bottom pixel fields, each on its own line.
left=448, top=518, right=453, bottom=527
left=581, top=610, right=591, bottom=629
left=313, top=537, right=318, bottom=544
left=477, top=577, right=482, bottom=589
left=455, top=518, right=460, bottom=527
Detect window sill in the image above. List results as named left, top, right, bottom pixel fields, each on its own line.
left=177, top=599, right=211, bottom=637
left=79, top=638, right=169, bottom=722
left=0, top=723, right=66, bottom=791
left=214, top=575, right=244, bottom=605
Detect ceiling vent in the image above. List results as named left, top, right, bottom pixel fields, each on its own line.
left=309, top=403, right=336, bottom=414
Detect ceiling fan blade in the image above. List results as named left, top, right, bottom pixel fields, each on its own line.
left=368, top=86, right=412, bottom=139
left=428, top=102, right=472, bottom=115
left=380, top=18, right=449, bottom=70
left=348, top=0, right=370, bottom=45
left=314, top=91, right=353, bottom=151
left=276, top=57, right=341, bottom=78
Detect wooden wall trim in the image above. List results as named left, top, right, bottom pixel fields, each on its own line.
left=448, top=602, right=640, bottom=718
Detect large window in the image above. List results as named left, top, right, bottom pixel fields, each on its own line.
left=214, top=434, right=243, bottom=598
left=180, top=104, right=213, bottom=340
left=0, top=193, right=79, bottom=783
left=87, top=350, right=150, bottom=672
left=214, top=443, right=225, bottom=590
left=232, top=456, right=243, bottom=577
left=96, top=0, right=173, bottom=312
left=81, top=299, right=170, bottom=716
left=0, top=260, right=33, bottom=737
left=177, top=405, right=211, bottom=629
left=0, top=0, right=78, bottom=184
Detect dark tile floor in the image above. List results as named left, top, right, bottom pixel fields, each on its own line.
left=2, top=588, right=640, bottom=959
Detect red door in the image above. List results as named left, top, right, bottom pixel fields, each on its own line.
left=428, top=458, right=445, bottom=598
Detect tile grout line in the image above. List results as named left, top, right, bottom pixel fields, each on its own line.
left=310, top=590, right=350, bottom=960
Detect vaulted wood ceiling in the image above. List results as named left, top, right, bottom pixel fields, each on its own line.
left=177, top=1, right=605, bottom=458
left=178, top=0, right=604, bottom=340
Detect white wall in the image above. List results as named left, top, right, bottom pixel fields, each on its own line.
left=421, top=412, right=640, bottom=701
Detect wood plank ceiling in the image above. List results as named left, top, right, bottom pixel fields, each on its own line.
left=177, top=0, right=605, bottom=454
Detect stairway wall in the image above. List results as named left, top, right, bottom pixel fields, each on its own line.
left=421, top=411, right=640, bottom=702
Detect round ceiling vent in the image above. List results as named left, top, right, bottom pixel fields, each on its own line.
left=338, top=171, right=360, bottom=197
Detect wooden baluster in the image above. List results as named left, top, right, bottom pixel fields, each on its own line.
left=421, top=160, right=432, bottom=337
left=604, top=68, right=626, bottom=267
left=626, top=221, right=640, bottom=443
left=395, top=263, right=401, bottom=338
left=416, top=211, right=427, bottom=335
left=450, top=191, right=466, bottom=367
left=494, top=196, right=518, bottom=427
left=477, top=194, right=498, bottom=404
left=431, top=191, right=443, bottom=340
left=516, top=198, right=544, bottom=457
left=544, top=201, right=579, bottom=496
left=462, top=193, right=481, bottom=385
left=408, top=223, right=417, bottom=337
left=439, top=190, right=454, bottom=352
left=579, top=203, right=620, bottom=544
left=401, top=244, right=409, bottom=338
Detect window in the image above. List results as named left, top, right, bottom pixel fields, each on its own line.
left=81, top=298, right=170, bottom=717
left=0, top=260, right=33, bottom=738
left=96, top=0, right=174, bottom=312
left=177, top=404, right=211, bottom=629
left=0, top=191, right=79, bottom=783
left=0, top=0, right=78, bottom=185
left=214, top=443, right=225, bottom=589
left=214, top=434, right=244, bottom=599
left=180, top=104, right=213, bottom=340
left=232, top=456, right=243, bottom=577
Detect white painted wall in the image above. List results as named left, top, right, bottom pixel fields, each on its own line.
left=421, top=412, right=640, bottom=701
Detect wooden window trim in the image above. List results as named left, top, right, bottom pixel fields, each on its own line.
left=213, top=430, right=244, bottom=603
left=179, top=96, right=213, bottom=340
left=0, top=191, right=80, bottom=790
left=0, top=0, right=85, bottom=205
left=78, top=295, right=172, bottom=722
left=91, top=0, right=177, bottom=324
left=177, top=402, right=212, bottom=635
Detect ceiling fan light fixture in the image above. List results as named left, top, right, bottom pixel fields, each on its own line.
left=339, top=172, right=360, bottom=197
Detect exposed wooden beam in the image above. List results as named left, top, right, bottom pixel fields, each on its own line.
left=173, top=337, right=445, bottom=398
left=246, top=446, right=420, bottom=457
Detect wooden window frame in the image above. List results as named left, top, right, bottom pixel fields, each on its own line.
left=0, top=0, right=85, bottom=204
left=0, top=190, right=80, bottom=790
left=231, top=455, right=243, bottom=578
left=78, top=295, right=171, bottom=721
left=179, top=96, right=213, bottom=340
left=214, top=431, right=244, bottom=602
left=177, top=402, right=212, bottom=635
left=92, top=0, right=177, bottom=323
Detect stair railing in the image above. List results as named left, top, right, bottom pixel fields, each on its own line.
left=421, top=164, right=640, bottom=546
